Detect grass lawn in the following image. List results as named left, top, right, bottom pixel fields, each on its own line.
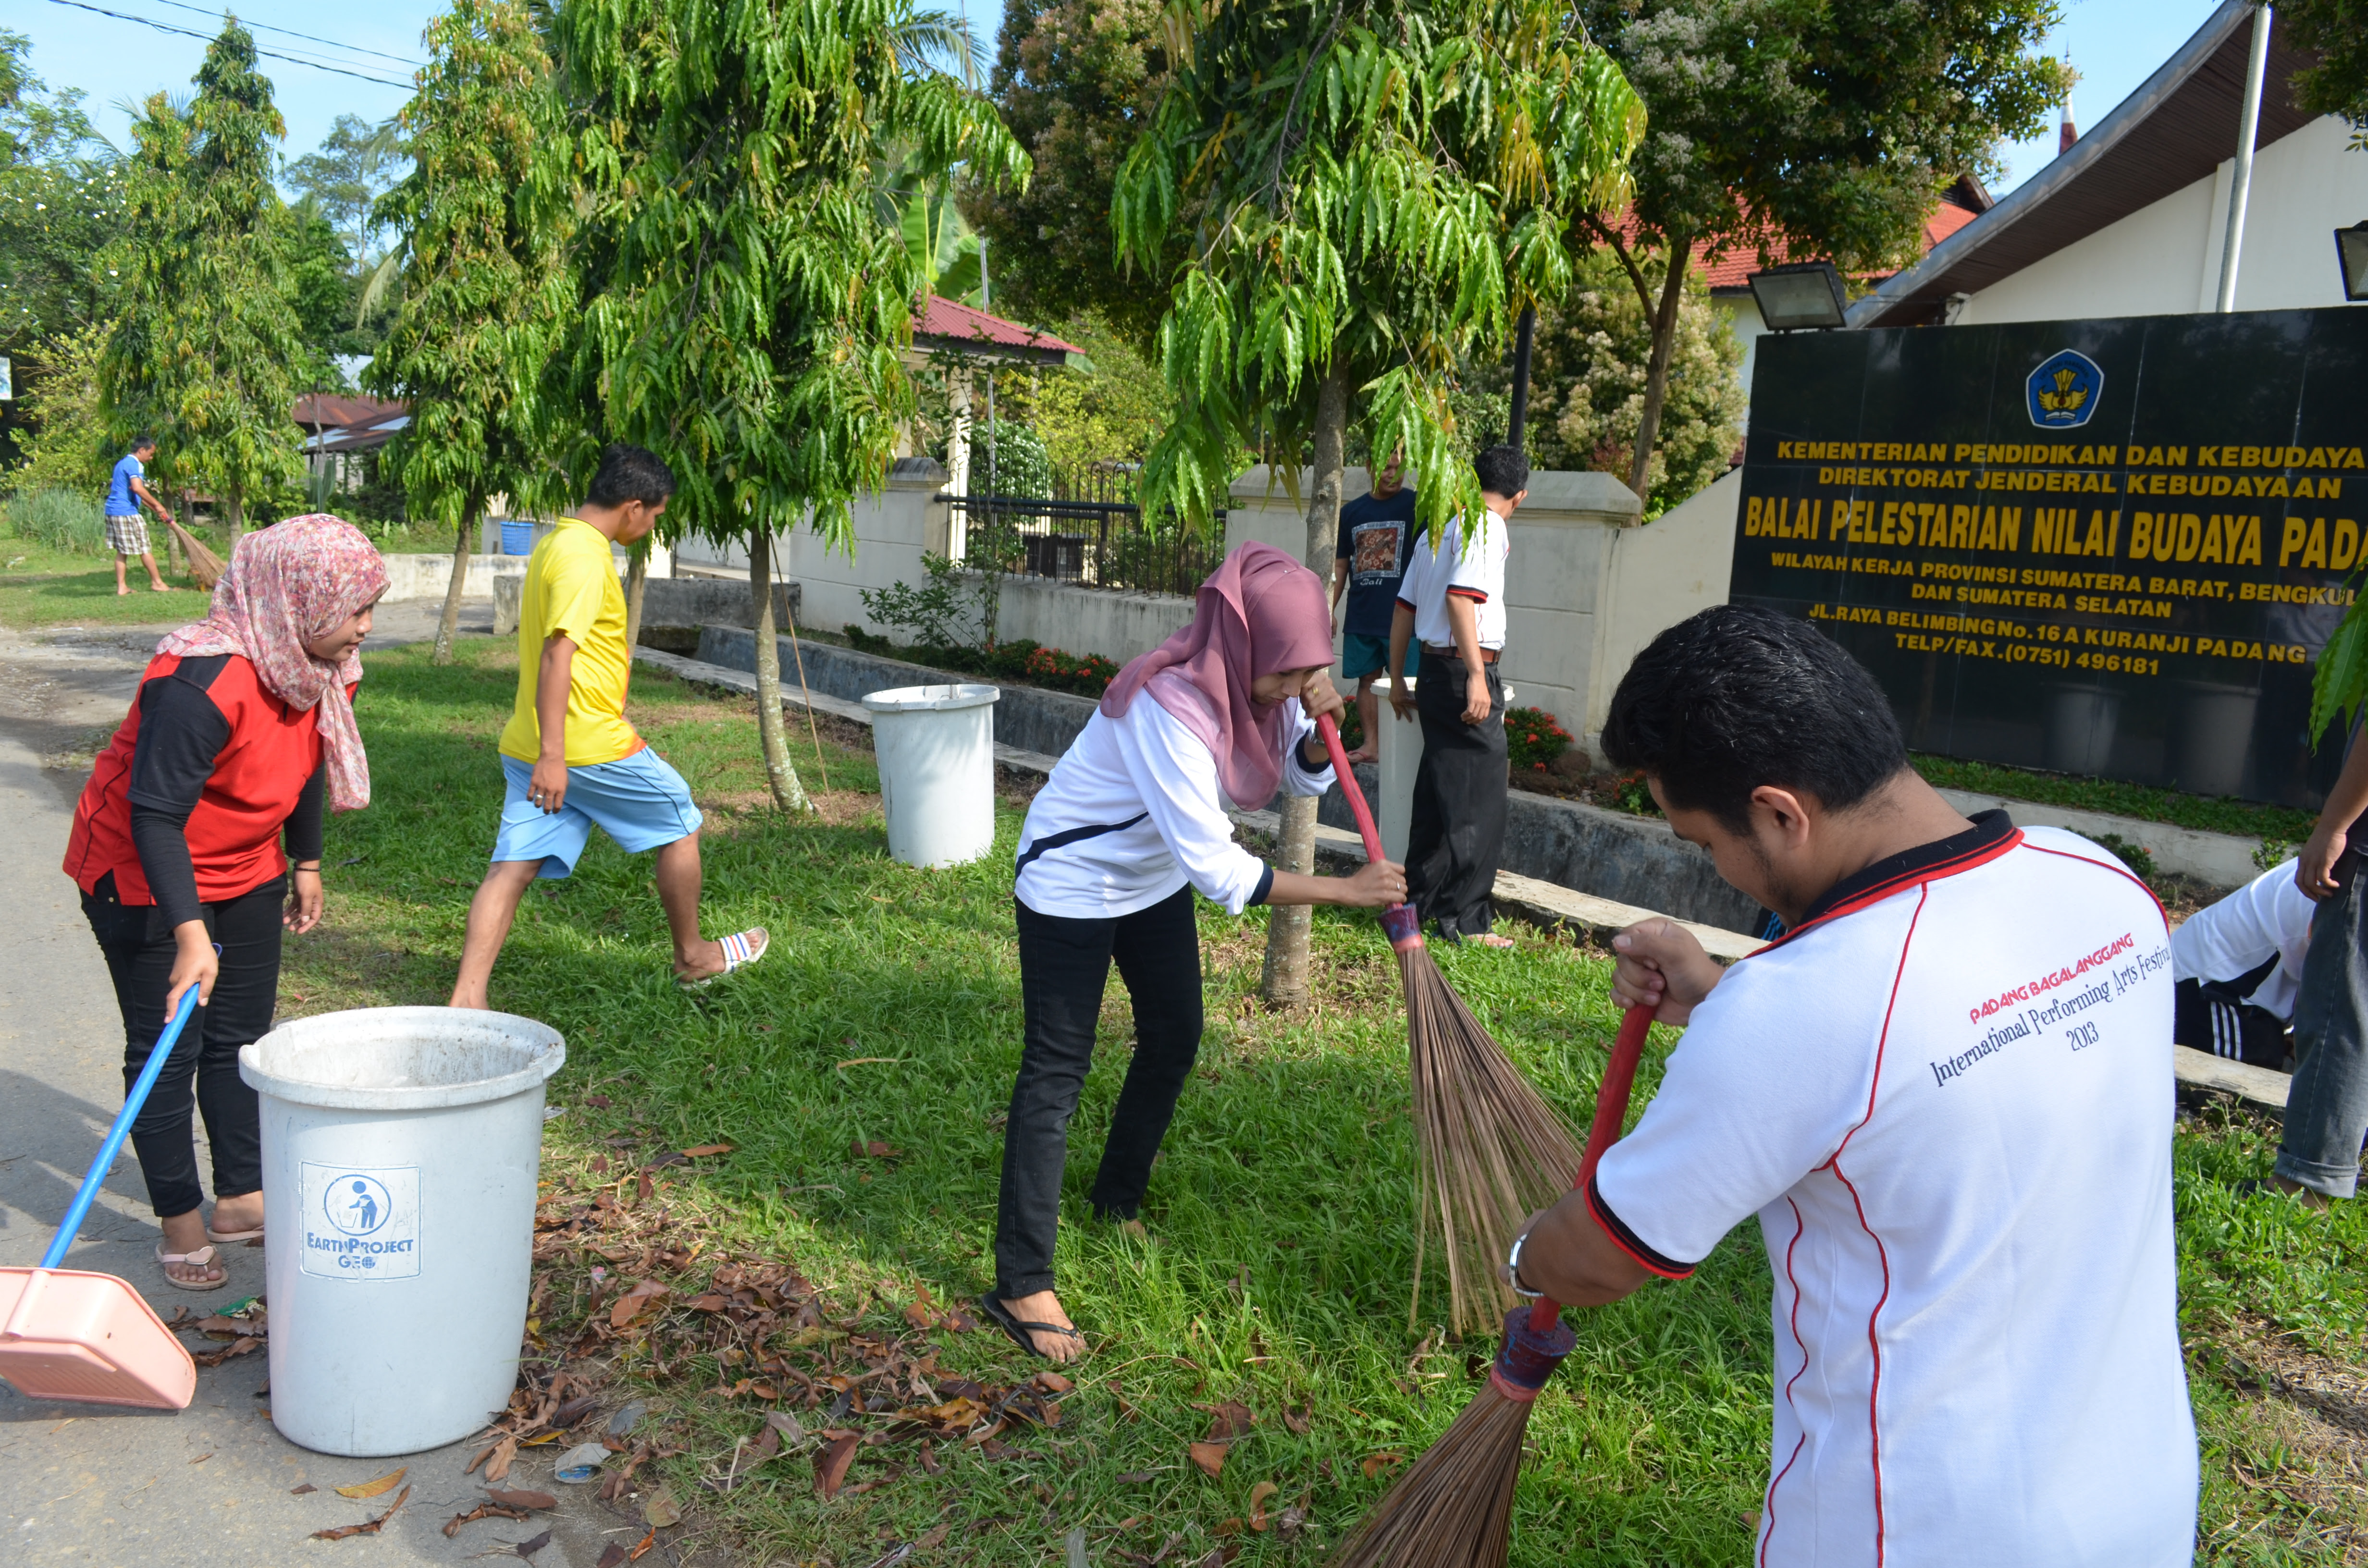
left=0, top=531, right=216, bottom=626
left=1909, top=752, right=2318, bottom=846
left=280, top=639, right=2366, bottom=1566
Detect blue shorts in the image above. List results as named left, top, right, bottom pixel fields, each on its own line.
left=1342, top=632, right=1420, bottom=683
left=492, top=749, right=703, bottom=879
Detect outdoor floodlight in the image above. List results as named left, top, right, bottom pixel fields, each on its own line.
left=2339, top=222, right=2368, bottom=303
left=1746, top=260, right=1850, bottom=332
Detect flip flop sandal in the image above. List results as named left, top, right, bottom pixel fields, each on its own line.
left=678, top=928, right=769, bottom=992
left=205, top=1221, right=264, bottom=1244
left=976, top=1294, right=1085, bottom=1362
left=156, top=1242, right=229, bottom=1291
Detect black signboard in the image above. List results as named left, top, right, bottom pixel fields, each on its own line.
left=1732, top=307, right=2368, bottom=808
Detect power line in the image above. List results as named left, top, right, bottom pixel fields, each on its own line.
left=138, top=0, right=426, bottom=70
left=38, top=0, right=415, bottom=90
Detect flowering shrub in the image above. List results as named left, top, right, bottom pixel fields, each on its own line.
left=1020, top=643, right=1121, bottom=697
left=1505, top=704, right=1573, bottom=772
left=1613, top=770, right=1660, bottom=816
left=844, top=629, right=1122, bottom=697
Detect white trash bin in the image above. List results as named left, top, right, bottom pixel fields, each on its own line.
left=239, top=1007, right=565, bottom=1457
left=863, top=682, right=1000, bottom=868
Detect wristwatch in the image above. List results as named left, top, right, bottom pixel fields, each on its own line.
left=1505, top=1228, right=1544, bottom=1299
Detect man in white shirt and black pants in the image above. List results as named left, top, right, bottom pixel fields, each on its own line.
left=1387, top=443, right=1526, bottom=946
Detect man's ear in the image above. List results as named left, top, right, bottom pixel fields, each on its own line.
left=1749, top=784, right=1815, bottom=846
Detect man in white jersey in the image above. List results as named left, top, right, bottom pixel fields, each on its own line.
left=1510, top=605, right=2195, bottom=1568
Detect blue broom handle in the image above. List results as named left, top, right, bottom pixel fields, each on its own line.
left=41, top=983, right=204, bottom=1271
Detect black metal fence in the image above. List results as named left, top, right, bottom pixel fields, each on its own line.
left=937, top=494, right=1227, bottom=598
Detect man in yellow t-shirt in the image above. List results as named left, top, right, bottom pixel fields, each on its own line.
left=450, top=444, right=768, bottom=1005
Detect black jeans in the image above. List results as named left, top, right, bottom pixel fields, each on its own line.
left=81, top=870, right=282, bottom=1219
left=1407, top=654, right=1508, bottom=937
left=995, top=885, right=1204, bottom=1298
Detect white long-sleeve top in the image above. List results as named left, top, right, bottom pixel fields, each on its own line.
left=1014, top=686, right=1335, bottom=920
left=2170, top=860, right=2316, bottom=1020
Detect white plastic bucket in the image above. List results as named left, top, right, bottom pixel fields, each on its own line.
left=863, top=682, right=1000, bottom=868
left=239, top=1007, right=565, bottom=1457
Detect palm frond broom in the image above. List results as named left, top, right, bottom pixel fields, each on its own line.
left=1316, top=714, right=1584, bottom=1334
left=1329, top=1001, right=1656, bottom=1568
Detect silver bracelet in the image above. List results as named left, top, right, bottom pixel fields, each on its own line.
left=1505, top=1229, right=1545, bottom=1299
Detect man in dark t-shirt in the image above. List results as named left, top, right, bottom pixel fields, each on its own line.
left=1330, top=453, right=1419, bottom=762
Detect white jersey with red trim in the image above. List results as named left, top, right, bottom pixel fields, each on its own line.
left=1591, top=816, right=2195, bottom=1568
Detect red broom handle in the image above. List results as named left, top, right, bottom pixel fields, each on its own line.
left=1314, top=711, right=1387, bottom=864
left=1529, top=1002, right=1656, bottom=1333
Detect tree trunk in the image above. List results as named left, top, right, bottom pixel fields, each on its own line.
left=432, top=501, right=477, bottom=666
left=1626, top=247, right=1692, bottom=506
left=1258, top=367, right=1350, bottom=1008
left=750, top=527, right=814, bottom=814
left=224, top=492, right=246, bottom=533
left=625, top=542, right=649, bottom=652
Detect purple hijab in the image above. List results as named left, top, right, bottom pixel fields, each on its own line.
left=1099, top=542, right=1336, bottom=806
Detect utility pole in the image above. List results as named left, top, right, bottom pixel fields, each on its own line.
left=2215, top=3, right=2273, bottom=313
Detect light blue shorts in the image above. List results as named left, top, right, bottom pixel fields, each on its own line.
left=492, top=749, right=703, bottom=879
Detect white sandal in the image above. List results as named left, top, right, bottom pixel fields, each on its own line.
left=156, top=1242, right=228, bottom=1291
left=678, top=928, right=769, bottom=992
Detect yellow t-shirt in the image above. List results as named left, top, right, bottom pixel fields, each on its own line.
left=498, top=518, right=642, bottom=766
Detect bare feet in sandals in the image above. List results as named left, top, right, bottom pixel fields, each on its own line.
left=157, top=1209, right=228, bottom=1289
left=206, top=1190, right=264, bottom=1242
left=989, top=1289, right=1086, bottom=1363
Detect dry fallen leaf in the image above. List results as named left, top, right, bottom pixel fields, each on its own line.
left=442, top=1502, right=529, bottom=1537
left=334, top=1466, right=407, bottom=1499
left=1360, top=1451, right=1406, bottom=1480
left=515, top=1528, right=553, bottom=1559
left=608, top=1280, right=668, bottom=1329
left=1282, top=1403, right=1311, bottom=1436
left=485, top=1489, right=557, bottom=1511
left=642, top=1487, right=682, bottom=1528
left=917, top=1523, right=951, bottom=1549
left=1248, top=1481, right=1278, bottom=1531
left=311, top=1484, right=410, bottom=1541
left=1034, top=1370, right=1073, bottom=1395
left=628, top=1529, right=658, bottom=1560
left=852, top=1139, right=900, bottom=1160
left=814, top=1434, right=860, bottom=1498
left=680, top=1143, right=734, bottom=1158
left=188, top=1453, right=211, bottom=1466
left=596, top=1547, right=628, bottom=1568
left=1187, top=1441, right=1230, bottom=1479
left=289, top=1483, right=317, bottom=1495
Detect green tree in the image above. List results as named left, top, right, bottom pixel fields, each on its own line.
left=369, top=0, right=570, bottom=665
left=545, top=0, right=1027, bottom=813
left=283, top=200, right=362, bottom=366
left=103, top=22, right=307, bottom=530
left=1503, top=248, right=1744, bottom=515
left=965, top=0, right=1177, bottom=353
left=2277, top=0, right=2368, bottom=147
left=1113, top=0, right=1643, bottom=1003
left=1575, top=0, right=2066, bottom=503
left=5, top=317, right=111, bottom=495
left=0, top=31, right=123, bottom=359
left=284, top=112, right=407, bottom=261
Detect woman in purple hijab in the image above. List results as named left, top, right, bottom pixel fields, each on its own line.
left=981, top=543, right=1407, bottom=1361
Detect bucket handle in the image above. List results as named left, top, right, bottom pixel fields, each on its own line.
left=39, top=983, right=203, bottom=1272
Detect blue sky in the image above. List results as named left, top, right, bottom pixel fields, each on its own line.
left=8, top=0, right=2231, bottom=197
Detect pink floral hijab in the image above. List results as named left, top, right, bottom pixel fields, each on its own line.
left=156, top=514, right=388, bottom=810
left=1100, top=542, right=1336, bottom=806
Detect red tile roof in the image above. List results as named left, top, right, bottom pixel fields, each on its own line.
left=293, top=393, right=407, bottom=431
left=911, top=295, right=1083, bottom=358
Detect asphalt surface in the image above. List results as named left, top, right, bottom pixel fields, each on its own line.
left=0, top=602, right=671, bottom=1567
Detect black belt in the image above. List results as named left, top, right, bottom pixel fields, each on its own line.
left=1014, top=813, right=1149, bottom=877
left=1423, top=644, right=1500, bottom=664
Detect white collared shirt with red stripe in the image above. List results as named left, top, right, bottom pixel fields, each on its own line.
left=1394, top=509, right=1507, bottom=650
left=1592, top=814, right=2195, bottom=1568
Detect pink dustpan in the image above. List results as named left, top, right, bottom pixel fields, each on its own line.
left=0, top=986, right=202, bottom=1410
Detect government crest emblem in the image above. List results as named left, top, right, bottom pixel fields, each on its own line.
left=2026, top=349, right=2103, bottom=430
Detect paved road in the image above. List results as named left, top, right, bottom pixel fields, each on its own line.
left=0, top=604, right=662, bottom=1567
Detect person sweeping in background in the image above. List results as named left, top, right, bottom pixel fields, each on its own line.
left=986, top=542, right=1406, bottom=1361
left=2173, top=858, right=2314, bottom=1071
left=450, top=444, right=767, bottom=1006
left=103, top=434, right=176, bottom=597
left=62, top=515, right=388, bottom=1291
left=1503, top=606, right=2194, bottom=1567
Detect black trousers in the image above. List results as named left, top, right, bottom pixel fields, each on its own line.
left=82, top=870, right=282, bottom=1219
left=994, top=885, right=1204, bottom=1298
left=1407, top=654, right=1508, bottom=937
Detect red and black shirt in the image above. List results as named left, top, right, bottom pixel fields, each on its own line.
left=64, top=653, right=332, bottom=925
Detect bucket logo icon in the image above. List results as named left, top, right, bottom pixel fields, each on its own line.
left=324, top=1174, right=393, bottom=1237
left=300, top=1163, right=420, bottom=1279
left=2026, top=349, right=2103, bottom=430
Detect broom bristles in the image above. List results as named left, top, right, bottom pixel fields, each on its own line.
left=1404, top=946, right=1583, bottom=1336
left=1328, top=1381, right=1535, bottom=1568
left=167, top=517, right=224, bottom=590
